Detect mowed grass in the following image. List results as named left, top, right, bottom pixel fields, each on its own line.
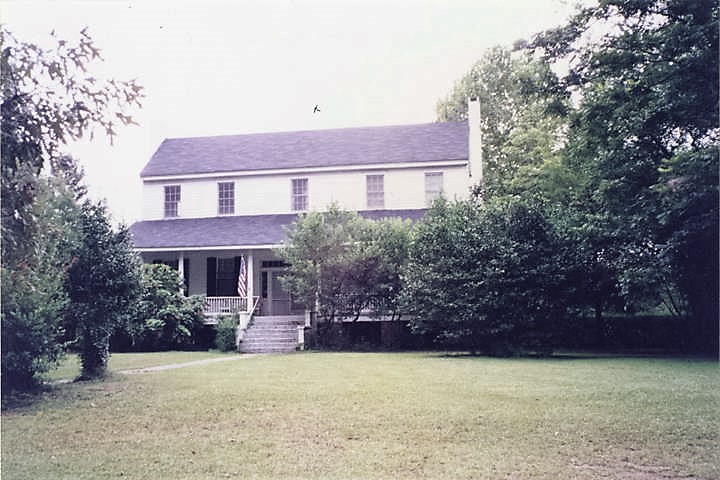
left=2, top=352, right=718, bottom=479
left=44, top=351, right=233, bottom=382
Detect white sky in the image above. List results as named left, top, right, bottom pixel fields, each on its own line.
left=2, top=0, right=582, bottom=224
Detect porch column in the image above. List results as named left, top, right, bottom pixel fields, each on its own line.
left=178, top=251, right=185, bottom=295
left=246, top=250, right=254, bottom=313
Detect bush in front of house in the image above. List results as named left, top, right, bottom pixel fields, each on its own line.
left=111, top=264, right=207, bottom=352
left=214, top=314, right=238, bottom=352
left=403, top=198, right=571, bottom=356
left=278, top=205, right=411, bottom=347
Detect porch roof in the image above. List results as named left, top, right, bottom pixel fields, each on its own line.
left=130, top=209, right=427, bottom=251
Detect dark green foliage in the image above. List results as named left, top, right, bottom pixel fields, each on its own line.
left=1, top=27, right=142, bottom=261
left=1, top=268, right=67, bottom=390
left=66, top=202, right=142, bottom=379
left=529, top=0, right=719, bottom=352
left=1, top=175, right=82, bottom=391
left=556, top=315, right=692, bottom=351
left=655, top=148, right=719, bottom=350
left=112, top=264, right=206, bottom=351
left=403, top=198, right=569, bottom=355
left=1, top=27, right=142, bottom=391
left=278, top=205, right=411, bottom=345
left=215, top=315, right=239, bottom=352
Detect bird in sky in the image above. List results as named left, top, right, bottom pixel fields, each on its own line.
left=313, top=105, right=321, bottom=114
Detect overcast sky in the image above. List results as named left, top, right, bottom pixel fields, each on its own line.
left=2, top=0, right=583, bottom=224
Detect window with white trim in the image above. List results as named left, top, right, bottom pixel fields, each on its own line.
left=424, top=172, right=443, bottom=206
left=291, top=178, right=308, bottom=211
left=218, top=182, right=235, bottom=215
left=164, top=185, right=180, bottom=218
left=366, top=174, right=384, bottom=209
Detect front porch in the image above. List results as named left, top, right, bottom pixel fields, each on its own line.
left=140, top=248, right=302, bottom=310
left=130, top=216, right=311, bottom=352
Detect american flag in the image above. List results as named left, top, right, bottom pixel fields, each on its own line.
left=237, top=255, right=247, bottom=298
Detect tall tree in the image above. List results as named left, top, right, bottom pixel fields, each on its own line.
left=531, top=0, right=719, bottom=352
left=1, top=27, right=143, bottom=389
left=1, top=27, right=142, bottom=260
left=436, top=46, right=570, bottom=199
left=1, top=172, right=82, bottom=390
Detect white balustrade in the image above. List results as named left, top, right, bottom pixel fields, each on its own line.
left=204, top=296, right=247, bottom=316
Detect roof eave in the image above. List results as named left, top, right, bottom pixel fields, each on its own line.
left=140, top=159, right=468, bottom=182
left=134, top=243, right=284, bottom=252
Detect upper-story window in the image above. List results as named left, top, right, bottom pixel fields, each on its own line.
left=425, top=172, right=443, bottom=206
left=164, top=185, right=180, bottom=218
left=291, top=178, right=308, bottom=211
left=366, top=174, right=384, bottom=209
left=218, top=182, right=235, bottom=215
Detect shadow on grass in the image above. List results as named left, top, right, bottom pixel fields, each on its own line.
left=2, top=373, right=125, bottom=411
left=431, top=349, right=714, bottom=361
left=1, top=387, right=50, bottom=410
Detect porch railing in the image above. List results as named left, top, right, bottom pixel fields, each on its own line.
left=204, top=296, right=248, bottom=316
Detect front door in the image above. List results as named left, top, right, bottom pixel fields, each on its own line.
left=261, top=270, right=293, bottom=316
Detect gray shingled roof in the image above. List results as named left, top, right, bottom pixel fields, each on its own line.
left=130, top=210, right=427, bottom=250
left=141, top=122, right=468, bottom=177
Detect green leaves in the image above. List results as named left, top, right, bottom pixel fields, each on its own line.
left=66, top=202, right=142, bottom=378
left=1, top=27, right=145, bottom=387
left=1, top=26, right=143, bottom=271
left=1, top=172, right=83, bottom=391
left=530, top=0, right=719, bottom=352
left=436, top=46, right=570, bottom=199
left=114, top=264, right=206, bottom=351
left=403, top=198, right=568, bottom=355
left=278, top=205, right=411, bottom=344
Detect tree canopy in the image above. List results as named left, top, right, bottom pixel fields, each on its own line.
left=529, top=0, right=718, bottom=351
left=436, top=45, right=571, bottom=199
left=429, top=0, right=718, bottom=353
left=403, top=198, right=569, bottom=355
left=1, top=27, right=143, bottom=260
left=277, top=206, right=411, bottom=345
left=1, top=27, right=144, bottom=390
left=66, top=202, right=142, bottom=379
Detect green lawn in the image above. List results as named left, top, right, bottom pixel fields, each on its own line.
left=3, top=352, right=718, bottom=479
left=44, top=350, right=233, bottom=382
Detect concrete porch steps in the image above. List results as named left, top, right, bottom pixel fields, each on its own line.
left=239, top=315, right=305, bottom=354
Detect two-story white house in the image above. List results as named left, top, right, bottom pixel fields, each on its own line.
left=130, top=99, right=482, bottom=351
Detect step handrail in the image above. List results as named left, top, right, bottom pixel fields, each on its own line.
left=235, top=296, right=261, bottom=349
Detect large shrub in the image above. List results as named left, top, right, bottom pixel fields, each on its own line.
left=112, top=264, right=207, bottom=351
left=214, top=315, right=238, bottom=352
left=403, top=198, right=570, bottom=355
left=278, top=205, right=411, bottom=346
left=65, top=202, right=142, bottom=379
left=1, top=266, right=68, bottom=390
left=1, top=177, right=81, bottom=391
